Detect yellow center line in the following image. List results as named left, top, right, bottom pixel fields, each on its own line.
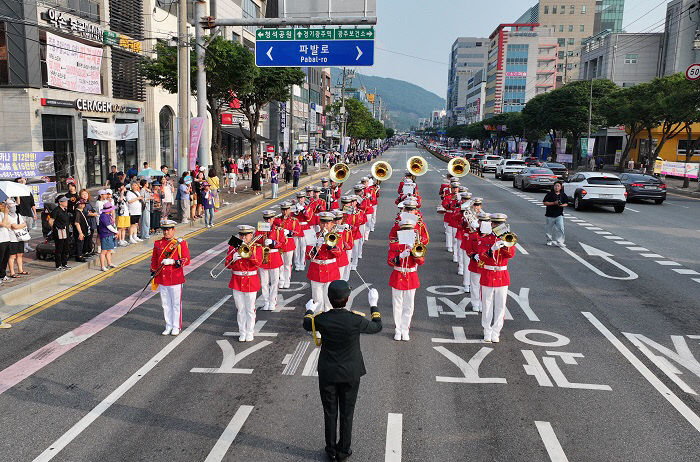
left=2, top=184, right=308, bottom=324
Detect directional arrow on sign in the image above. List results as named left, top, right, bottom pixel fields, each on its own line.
left=356, top=46, right=363, bottom=61
left=561, top=243, right=638, bottom=280
left=266, top=46, right=273, bottom=61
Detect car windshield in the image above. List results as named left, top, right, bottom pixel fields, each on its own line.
left=626, top=174, right=659, bottom=183
left=531, top=169, right=553, bottom=174
left=587, top=177, right=622, bottom=185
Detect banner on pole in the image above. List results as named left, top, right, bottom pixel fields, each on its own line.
left=188, top=117, right=205, bottom=170
left=87, top=121, right=138, bottom=140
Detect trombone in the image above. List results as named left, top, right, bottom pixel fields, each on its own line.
left=447, top=157, right=470, bottom=177
left=330, top=162, right=350, bottom=183
left=209, top=234, right=264, bottom=279
left=371, top=161, right=393, bottom=182
left=406, top=156, right=428, bottom=176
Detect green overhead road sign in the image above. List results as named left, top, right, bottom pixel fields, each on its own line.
left=255, top=27, right=374, bottom=41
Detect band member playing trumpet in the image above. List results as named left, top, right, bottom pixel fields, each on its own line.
left=477, top=213, right=516, bottom=343
left=307, top=212, right=342, bottom=312
left=309, top=186, right=327, bottom=233
left=339, top=204, right=355, bottom=281
left=225, top=225, right=263, bottom=342
left=150, top=220, right=191, bottom=336
left=274, top=201, right=301, bottom=288
left=256, top=210, right=287, bottom=311
left=442, top=182, right=461, bottom=254
left=389, top=199, right=429, bottom=244
left=293, top=191, right=313, bottom=271
left=388, top=220, right=425, bottom=341
left=361, top=177, right=377, bottom=234
left=332, top=210, right=351, bottom=282
left=329, top=179, right=341, bottom=210
left=453, top=189, right=471, bottom=272
left=350, top=188, right=368, bottom=263
left=465, top=207, right=487, bottom=311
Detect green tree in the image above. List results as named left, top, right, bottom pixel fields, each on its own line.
left=386, top=127, right=395, bottom=139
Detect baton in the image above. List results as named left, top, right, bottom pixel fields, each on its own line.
left=127, top=265, right=163, bottom=313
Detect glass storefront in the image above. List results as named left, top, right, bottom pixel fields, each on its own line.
left=115, top=118, right=138, bottom=173
left=159, top=106, right=174, bottom=168
left=42, top=114, right=74, bottom=190
left=83, top=119, right=107, bottom=186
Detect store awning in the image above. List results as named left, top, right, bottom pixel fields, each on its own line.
left=222, top=126, right=270, bottom=142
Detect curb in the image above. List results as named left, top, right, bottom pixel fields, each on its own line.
left=0, top=167, right=336, bottom=322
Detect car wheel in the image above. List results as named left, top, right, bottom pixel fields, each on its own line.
left=495, top=171, right=500, bottom=179
left=654, top=199, right=664, bottom=205
left=574, top=195, right=583, bottom=211
left=512, top=179, right=518, bottom=189
left=523, top=181, right=530, bottom=191
left=614, top=204, right=625, bottom=213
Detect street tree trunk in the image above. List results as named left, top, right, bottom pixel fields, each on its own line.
left=208, top=98, right=224, bottom=178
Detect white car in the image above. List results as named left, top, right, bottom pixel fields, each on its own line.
left=495, top=159, right=526, bottom=180
left=479, top=155, right=503, bottom=173
left=563, top=172, right=627, bottom=213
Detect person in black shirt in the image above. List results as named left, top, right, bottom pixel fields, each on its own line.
left=542, top=181, right=569, bottom=247
left=303, top=281, right=381, bottom=461
left=64, top=182, right=79, bottom=221
left=106, top=165, right=119, bottom=188
left=73, top=199, right=90, bottom=262
left=49, top=196, right=71, bottom=269
left=15, top=177, right=37, bottom=252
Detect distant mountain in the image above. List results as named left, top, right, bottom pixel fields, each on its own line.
left=329, top=68, right=444, bottom=131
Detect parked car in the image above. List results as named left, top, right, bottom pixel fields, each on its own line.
left=563, top=172, right=627, bottom=213
left=540, top=162, right=569, bottom=180
left=513, top=167, right=557, bottom=191
left=619, top=173, right=667, bottom=204
left=495, top=159, right=526, bottom=180
left=479, top=155, right=503, bottom=173
left=470, top=153, right=485, bottom=169
left=523, top=156, right=541, bottom=167
left=463, top=153, right=474, bottom=161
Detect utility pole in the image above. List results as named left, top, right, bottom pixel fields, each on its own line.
left=195, top=0, right=208, bottom=168
left=586, top=76, right=594, bottom=167
left=372, top=87, right=376, bottom=118
left=340, top=67, right=347, bottom=155
left=177, top=0, right=190, bottom=174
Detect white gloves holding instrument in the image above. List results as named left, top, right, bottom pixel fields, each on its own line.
left=305, top=299, right=319, bottom=312
left=399, top=249, right=411, bottom=259
left=491, top=240, right=506, bottom=252
left=162, top=258, right=175, bottom=266
left=264, top=239, right=273, bottom=246
left=368, top=288, right=379, bottom=307
left=316, top=237, right=325, bottom=246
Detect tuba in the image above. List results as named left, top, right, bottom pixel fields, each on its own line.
left=447, top=157, right=470, bottom=177
left=330, top=163, right=350, bottom=183
left=406, top=156, right=428, bottom=176
left=371, top=161, right=393, bottom=182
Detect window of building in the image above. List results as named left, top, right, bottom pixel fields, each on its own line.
left=116, top=119, right=138, bottom=173
left=242, top=0, right=260, bottom=34
left=557, top=63, right=563, bottom=71
left=557, top=38, right=565, bottom=46
left=558, top=51, right=564, bottom=58
left=475, top=42, right=482, bottom=46
left=83, top=119, right=107, bottom=187
left=42, top=115, right=75, bottom=190
left=677, top=139, right=700, bottom=157
left=109, top=0, right=143, bottom=40
left=570, top=4, right=575, bottom=14
left=0, top=22, right=7, bottom=85
left=159, top=106, right=174, bottom=169
left=581, top=5, right=587, bottom=14
left=625, top=53, right=638, bottom=64
left=560, top=5, right=565, bottom=14
left=568, top=25, right=573, bottom=32
left=580, top=24, right=585, bottom=32
left=559, top=25, right=564, bottom=32
left=568, top=37, right=574, bottom=45
left=68, top=0, right=100, bottom=22
left=567, top=51, right=574, bottom=56
left=552, top=5, right=557, bottom=13
left=544, top=5, right=549, bottom=14
left=112, top=48, right=145, bottom=101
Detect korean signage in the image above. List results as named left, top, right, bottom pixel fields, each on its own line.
left=41, top=8, right=103, bottom=42
left=505, top=71, right=527, bottom=77
left=87, top=121, right=138, bottom=141
left=659, top=161, right=699, bottom=179
left=41, top=97, right=141, bottom=114
left=46, top=32, right=103, bottom=94
left=28, top=182, right=58, bottom=209
left=0, top=152, right=55, bottom=178
left=256, top=27, right=374, bottom=41
left=221, top=113, right=247, bottom=126
left=103, top=31, right=142, bottom=54
left=279, top=102, right=287, bottom=130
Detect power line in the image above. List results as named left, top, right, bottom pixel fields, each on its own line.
left=375, top=46, right=449, bottom=65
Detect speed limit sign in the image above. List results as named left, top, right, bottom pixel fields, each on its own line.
left=686, top=63, right=700, bottom=80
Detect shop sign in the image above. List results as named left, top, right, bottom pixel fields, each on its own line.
left=0, top=151, right=56, bottom=178
left=41, top=8, right=103, bottom=42
left=46, top=32, right=103, bottom=94
left=103, top=31, right=141, bottom=53
left=87, top=120, right=138, bottom=140
left=75, top=98, right=141, bottom=113
left=279, top=102, right=287, bottom=130
left=221, top=113, right=246, bottom=125
left=505, top=71, right=526, bottom=77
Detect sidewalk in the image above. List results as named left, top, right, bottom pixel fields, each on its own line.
left=0, top=165, right=332, bottom=322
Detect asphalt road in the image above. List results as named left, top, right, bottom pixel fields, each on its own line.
left=0, top=145, right=698, bottom=462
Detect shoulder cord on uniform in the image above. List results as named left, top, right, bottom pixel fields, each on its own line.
left=305, top=313, right=322, bottom=347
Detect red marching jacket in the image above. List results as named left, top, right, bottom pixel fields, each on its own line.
left=292, top=202, right=313, bottom=230
left=387, top=242, right=424, bottom=290
left=442, top=193, right=455, bottom=223
left=255, top=228, right=287, bottom=270
left=368, top=185, right=379, bottom=206
left=463, top=231, right=483, bottom=273
left=274, top=215, right=301, bottom=252
left=306, top=237, right=341, bottom=283
left=477, top=234, right=516, bottom=287
left=439, top=183, right=450, bottom=199
left=225, top=244, right=262, bottom=292
left=335, top=229, right=350, bottom=267
left=388, top=221, right=430, bottom=246
left=150, top=238, right=191, bottom=286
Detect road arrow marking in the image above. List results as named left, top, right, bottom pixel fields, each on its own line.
left=266, top=46, right=273, bottom=61
left=191, top=340, right=272, bottom=374
left=356, top=46, right=363, bottom=61
left=561, top=243, right=638, bottom=280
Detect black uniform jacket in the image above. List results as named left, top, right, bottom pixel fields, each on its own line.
left=303, top=307, right=382, bottom=382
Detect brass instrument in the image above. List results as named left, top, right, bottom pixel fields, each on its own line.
left=330, top=162, right=350, bottom=183
left=262, top=246, right=270, bottom=264
left=447, top=157, right=470, bottom=177
left=411, top=228, right=427, bottom=258
left=308, top=228, right=339, bottom=260
left=239, top=234, right=265, bottom=259
left=371, top=161, right=393, bottom=182
left=406, top=156, right=428, bottom=176
left=493, top=223, right=518, bottom=248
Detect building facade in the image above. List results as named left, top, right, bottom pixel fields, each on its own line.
left=660, top=0, right=700, bottom=77
left=464, top=69, right=486, bottom=124
left=484, top=24, right=558, bottom=119
left=446, top=37, right=488, bottom=126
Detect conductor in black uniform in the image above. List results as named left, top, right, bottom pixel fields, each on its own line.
left=303, top=280, right=382, bottom=461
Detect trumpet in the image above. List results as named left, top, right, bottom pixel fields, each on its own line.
left=330, top=163, right=350, bottom=183
left=411, top=242, right=426, bottom=258
left=308, top=228, right=339, bottom=259
left=406, top=156, right=428, bottom=176
left=447, top=157, right=470, bottom=177
left=371, top=161, right=393, bottom=182
left=501, top=232, right=518, bottom=247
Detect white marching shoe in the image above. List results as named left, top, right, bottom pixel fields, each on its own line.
left=394, top=332, right=402, bottom=341
left=162, top=327, right=172, bottom=336
left=171, top=328, right=180, bottom=336
left=401, top=332, right=410, bottom=341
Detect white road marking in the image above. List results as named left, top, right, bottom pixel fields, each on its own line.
left=584, top=226, right=603, bottom=231
left=385, top=413, right=403, bottom=462
left=626, top=247, right=649, bottom=252
left=570, top=219, right=586, bottom=223
left=604, top=235, right=624, bottom=240
left=204, top=405, right=254, bottom=462
left=302, top=347, right=320, bottom=376
left=190, top=340, right=272, bottom=374
left=582, top=312, right=700, bottom=433
left=692, top=278, right=700, bottom=284
left=434, top=346, right=507, bottom=383
left=655, top=261, right=681, bottom=266
left=625, top=207, right=640, bottom=212
left=561, top=243, right=638, bottom=280
left=282, top=341, right=310, bottom=375
left=641, top=253, right=664, bottom=258
left=535, top=421, right=569, bottom=462
left=614, top=241, right=636, bottom=245
left=515, top=243, right=529, bottom=255
left=594, top=231, right=612, bottom=235
left=33, top=296, right=231, bottom=462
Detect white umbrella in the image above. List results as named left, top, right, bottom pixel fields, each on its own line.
left=0, top=181, right=32, bottom=197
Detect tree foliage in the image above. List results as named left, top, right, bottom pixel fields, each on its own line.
left=326, top=98, right=386, bottom=142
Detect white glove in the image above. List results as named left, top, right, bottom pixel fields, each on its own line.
left=264, top=238, right=273, bottom=246
left=162, top=258, right=175, bottom=266
left=491, top=241, right=505, bottom=252
left=316, top=237, right=325, bottom=246
left=469, top=220, right=479, bottom=229
left=368, top=288, right=379, bottom=307
left=473, top=254, right=480, bottom=262
left=305, top=299, right=319, bottom=312
left=231, top=252, right=241, bottom=263
left=399, top=249, right=410, bottom=259
left=285, top=229, right=291, bottom=237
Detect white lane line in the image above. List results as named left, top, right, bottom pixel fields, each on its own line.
left=515, top=243, right=529, bottom=255
left=33, top=295, right=232, bottom=462
left=672, top=268, right=700, bottom=275
left=576, top=222, right=592, bottom=226
left=604, top=236, right=624, bottom=240
left=584, top=226, right=603, bottom=231
left=535, top=421, right=569, bottom=462
left=594, top=231, right=612, bottom=235
left=570, top=219, right=586, bottom=223
left=204, top=405, right=254, bottom=462
left=582, top=312, right=700, bottom=433
left=626, top=247, right=649, bottom=252
left=641, top=253, right=663, bottom=258
left=626, top=207, right=640, bottom=212
left=614, top=241, right=636, bottom=245
left=656, top=261, right=681, bottom=266
left=693, top=278, right=700, bottom=284
left=385, top=413, right=403, bottom=461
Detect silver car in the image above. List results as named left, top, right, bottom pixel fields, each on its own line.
left=513, top=167, right=557, bottom=191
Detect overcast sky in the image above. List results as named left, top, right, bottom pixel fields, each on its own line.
left=362, top=0, right=668, bottom=99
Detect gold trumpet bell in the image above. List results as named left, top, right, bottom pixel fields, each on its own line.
left=330, top=163, right=349, bottom=183
left=406, top=156, right=428, bottom=176
left=411, top=243, right=426, bottom=258
left=447, top=157, right=470, bottom=178
left=502, top=232, right=518, bottom=247
left=371, top=161, right=393, bottom=181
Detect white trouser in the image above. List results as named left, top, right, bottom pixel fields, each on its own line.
left=462, top=251, right=471, bottom=289
left=233, top=290, right=257, bottom=338
left=470, top=270, right=481, bottom=311
left=342, top=250, right=353, bottom=280
left=310, top=280, right=332, bottom=312
left=159, top=284, right=182, bottom=330
left=481, top=285, right=508, bottom=340
left=392, top=288, right=416, bottom=335
left=293, top=237, right=306, bottom=269
left=358, top=225, right=366, bottom=256
left=446, top=225, right=453, bottom=250
left=259, top=267, right=280, bottom=309
left=351, top=239, right=362, bottom=268
left=280, top=251, right=293, bottom=286
left=450, top=228, right=458, bottom=259
left=370, top=210, right=377, bottom=231
left=363, top=220, right=370, bottom=239
left=457, top=246, right=465, bottom=272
